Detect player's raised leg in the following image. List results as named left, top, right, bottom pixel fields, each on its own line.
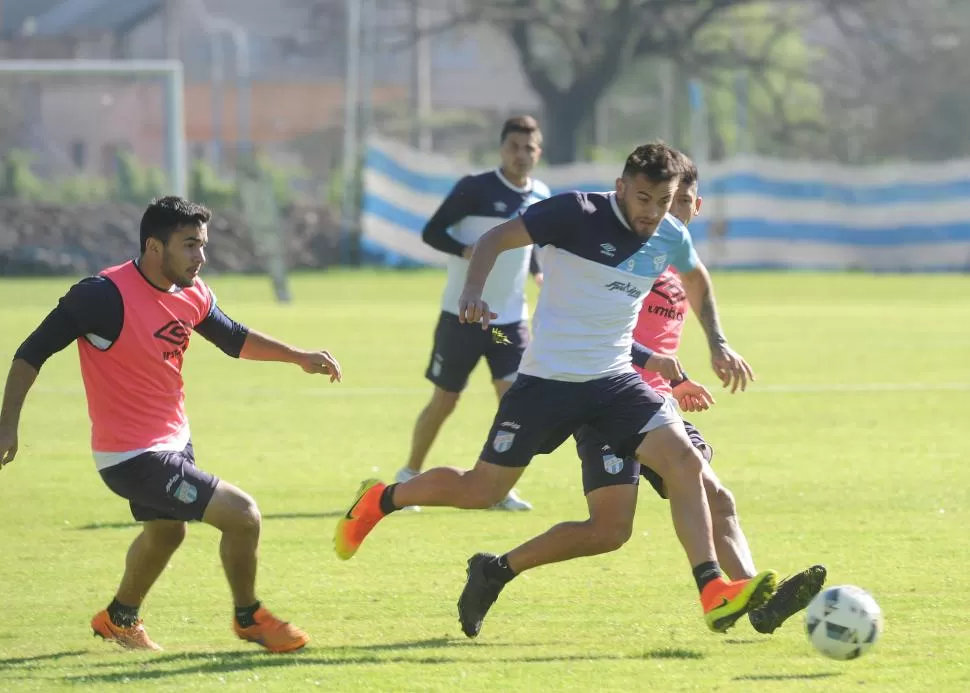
left=335, top=459, right=526, bottom=561
left=635, top=422, right=776, bottom=632
left=91, top=519, right=185, bottom=651
left=203, top=481, right=308, bottom=653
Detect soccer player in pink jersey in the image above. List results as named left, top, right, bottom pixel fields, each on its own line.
left=571, top=156, right=826, bottom=635
left=0, top=197, right=341, bottom=653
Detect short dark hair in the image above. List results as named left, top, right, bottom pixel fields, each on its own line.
left=139, top=196, right=212, bottom=253
left=622, top=142, right=684, bottom=183
left=678, top=153, right=699, bottom=189
left=500, top=115, right=542, bottom=145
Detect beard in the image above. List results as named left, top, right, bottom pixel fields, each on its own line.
left=161, top=253, right=197, bottom=288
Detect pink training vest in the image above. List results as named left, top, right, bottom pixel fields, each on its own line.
left=77, top=261, right=213, bottom=453
left=632, top=268, right=687, bottom=397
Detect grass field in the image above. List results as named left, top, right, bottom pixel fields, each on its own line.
left=0, top=269, right=968, bottom=692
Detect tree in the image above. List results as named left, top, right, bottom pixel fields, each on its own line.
left=397, top=0, right=894, bottom=163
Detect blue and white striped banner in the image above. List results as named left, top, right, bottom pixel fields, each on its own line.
left=361, top=135, right=970, bottom=271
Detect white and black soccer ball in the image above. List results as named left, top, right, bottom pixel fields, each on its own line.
left=804, top=585, right=883, bottom=660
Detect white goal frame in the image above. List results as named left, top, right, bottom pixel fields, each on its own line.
left=0, top=60, right=187, bottom=196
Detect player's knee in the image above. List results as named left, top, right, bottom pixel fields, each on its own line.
left=237, top=500, right=262, bottom=534
left=429, top=389, right=460, bottom=417
left=660, top=445, right=705, bottom=486
left=591, top=517, right=634, bottom=553
left=148, top=522, right=187, bottom=550
left=463, top=468, right=514, bottom=508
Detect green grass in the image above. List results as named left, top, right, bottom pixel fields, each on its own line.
left=1, top=269, right=968, bottom=692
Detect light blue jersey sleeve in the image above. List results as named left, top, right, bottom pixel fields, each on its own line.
left=670, top=222, right=700, bottom=272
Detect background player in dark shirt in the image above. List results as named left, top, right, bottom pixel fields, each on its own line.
left=395, top=116, right=550, bottom=511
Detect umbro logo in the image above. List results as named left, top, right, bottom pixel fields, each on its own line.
left=154, top=319, right=190, bottom=347
left=600, top=243, right=616, bottom=257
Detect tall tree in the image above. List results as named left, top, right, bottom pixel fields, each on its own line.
left=405, top=0, right=888, bottom=163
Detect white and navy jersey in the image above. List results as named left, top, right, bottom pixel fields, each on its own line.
left=423, top=169, right=550, bottom=324
left=518, top=191, right=700, bottom=382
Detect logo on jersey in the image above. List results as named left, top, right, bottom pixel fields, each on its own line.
left=603, top=453, right=624, bottom=475
left=650, top=275, right=687, bottom=305
left=154, top=319, right=190, bottom=346
left=154, top=319, right=191, bottom=361
left=605, top=280, right=642, bottom=299
left=653, top=253, right=668, bottom=272
left=492, top=430, right=516, bottom=453
left=494, top=201, right=508, bottom=213
left=599, top=243, right=616, bottom=257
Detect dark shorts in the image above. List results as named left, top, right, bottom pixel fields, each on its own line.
left=425, top=311, right=529, bottom=393
left=575, top=419, right=714, bottom=497
left=479, top=372, right=681, bottom=469
left=98, top=441, right=220, bottom=522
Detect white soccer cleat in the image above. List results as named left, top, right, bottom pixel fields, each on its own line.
left=489, top=488, right=533, bottom=511
left=393, top=467, right=422, bottom=512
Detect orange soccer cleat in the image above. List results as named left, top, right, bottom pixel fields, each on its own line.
left=91, top=609, right=162, bottom=651
left=233, top=606, right=309, bottom=653
left=333, top=478, right=388, bottom=560
left=701, top=570, right=778, bottom=633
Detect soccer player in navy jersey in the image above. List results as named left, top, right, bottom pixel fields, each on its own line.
left=336, top=143, right=777, bottom=637
left=394, top=115, right=550, bottom=511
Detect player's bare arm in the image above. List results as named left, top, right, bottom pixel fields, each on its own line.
left=680, top=262, right=755, bottom=393
left=458, top=217, right=533, bottom=329
left=238, top=330, right=342, bottom=383
left=0, top=359, right=39, bottom=467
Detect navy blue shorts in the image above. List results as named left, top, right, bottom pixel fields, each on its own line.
left=575, top=419, right=714, bottom=497
left=98, top=441, right=220, bottom=522
left=479, top=372, right=682, bottom=468
left=425, top=311, right=529, bottom=393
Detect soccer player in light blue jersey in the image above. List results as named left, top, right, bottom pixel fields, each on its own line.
left=336, top=142, right=777, bottom=637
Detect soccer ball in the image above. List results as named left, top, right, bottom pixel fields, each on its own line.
left=804, top=585, right=883, bottom=660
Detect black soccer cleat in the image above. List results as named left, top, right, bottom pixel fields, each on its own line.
left=749, top=564, right=827, bottom=634
left=457, top=553, right=507, bottom=638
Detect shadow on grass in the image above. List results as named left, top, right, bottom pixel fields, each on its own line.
left=734, top=672, right=843, bottom=682
left=0, top=650, right=87, bottom=667
left=72, top=510, right=345, bottom=531
left=4, top=639, right=692, bottom=684
left=642, top=647, right=704, bottom=660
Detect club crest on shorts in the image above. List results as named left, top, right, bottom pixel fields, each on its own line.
left=173, top=480, right=198, bottom=504
left=603, top=453, right=624, bottom=475
left=493, top=430, right=516, bottom=453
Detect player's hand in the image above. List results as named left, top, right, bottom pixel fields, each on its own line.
left=533, top=272, right=544, bottom=287
left=0, top=422, right=19, bottom=469
left=458, top=291, right=498, bottom=330
left=644, top=353, right=684, bottom=382
left=711, top=343, right=755, bottom=394
left=299, top=350, right=342, bottom=383
left=672, top=379, right=715, bottom=413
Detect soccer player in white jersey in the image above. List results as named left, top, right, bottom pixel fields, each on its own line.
left=335, top=142, right=777, bottom=637
left=575, top=155, right=826, bottom=636
left=394, top=116, right=550, bottom=511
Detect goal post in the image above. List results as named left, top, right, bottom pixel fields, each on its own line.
left=0, top=59, right=187, bottom=197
